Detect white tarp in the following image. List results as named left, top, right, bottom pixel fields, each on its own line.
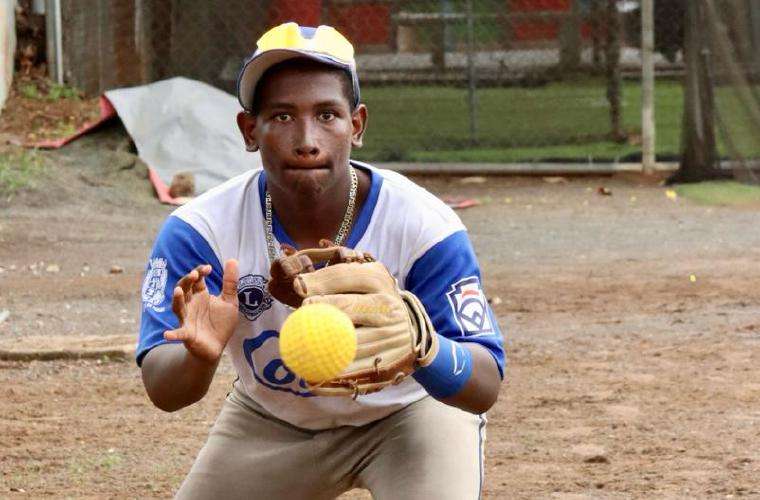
left=105, top=77, right=262, bottom=195
left=0, top=0, right=15, bottom=114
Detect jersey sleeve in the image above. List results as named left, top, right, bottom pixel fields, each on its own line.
left=404, top=230, right=505, bottom=378
left=137, top=215, right=224, bottom=366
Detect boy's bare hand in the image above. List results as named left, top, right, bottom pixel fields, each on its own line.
left=164, top=259, right=240, bottom=364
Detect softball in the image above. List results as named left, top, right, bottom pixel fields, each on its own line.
left=279, top=303, right=357, bottom=383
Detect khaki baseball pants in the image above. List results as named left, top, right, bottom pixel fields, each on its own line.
left=175, top=382, right=487, bottom=499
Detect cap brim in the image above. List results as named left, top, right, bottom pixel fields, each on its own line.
left=237, top=49, right=353, bottom=111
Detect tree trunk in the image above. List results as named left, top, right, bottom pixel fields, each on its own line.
left=670, top=0, right=726, bottom=183
left=559, top=0, right=582, bottom=74
left=589, top=0, right=604, bottom=72
left=605, top=0, right=625, bottom=142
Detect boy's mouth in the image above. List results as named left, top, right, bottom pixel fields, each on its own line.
left=284, top=162, right=330, bottom=170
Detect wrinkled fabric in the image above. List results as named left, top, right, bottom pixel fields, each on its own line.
left=105, top=77, right=262, bottom=196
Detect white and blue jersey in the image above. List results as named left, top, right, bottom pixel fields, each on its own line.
left=138, top=161, right=505, bottom=430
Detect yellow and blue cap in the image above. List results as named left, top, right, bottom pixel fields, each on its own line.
left=237, top=22, right=361, bottom=111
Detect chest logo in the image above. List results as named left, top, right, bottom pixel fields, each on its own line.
left=446, top=276, right=493, bottom=336
left=237, top=274, right=273, bottom=321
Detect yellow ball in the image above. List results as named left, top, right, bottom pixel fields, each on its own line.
left=280, top=303, right=357, bottom=383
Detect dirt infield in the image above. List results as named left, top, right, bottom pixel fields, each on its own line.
left=1, top=137, right=759, bottom=498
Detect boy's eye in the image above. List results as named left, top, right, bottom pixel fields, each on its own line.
left=274, top=113, right=292, bottom=122
left=319, top=111, right=336, bottom=121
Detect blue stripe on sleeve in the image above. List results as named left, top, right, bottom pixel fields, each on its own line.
left=136, top=216, right=224, bottom=366
left=405, top=230, right=505, bottom=378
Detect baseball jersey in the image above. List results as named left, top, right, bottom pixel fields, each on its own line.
left=138, top=161, right=505, bottom=430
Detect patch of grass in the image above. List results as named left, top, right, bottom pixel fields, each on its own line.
left=95, top=450, right=125, bottom=470
left=52, top=121, right=78, bottom=138
left=0, top=149, right=44, bottom=194
left=404, top=142, right=643, bottom=163
left=355, top=78, right=686, bottom=162
left=67, top=449, right=125, bottom=476
left=18, top=80, right=81, bottom=101
left=675, top=181, right=760, bottom=206
left=47, top=82, right=80, bottom=100
left=19, top=83, right=41, bottom=100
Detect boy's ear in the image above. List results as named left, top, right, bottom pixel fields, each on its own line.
left=237, top=112, right=259, bottom=152
left=351, top=104, right=368, bottom=149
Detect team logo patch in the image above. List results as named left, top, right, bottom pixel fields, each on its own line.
left=446, top=276, right=493, bottom=336
left=237, top=274, right=273, bottom=321
left=141, top=257, right=168, bottom=312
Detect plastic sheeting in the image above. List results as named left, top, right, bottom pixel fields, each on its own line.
left=0, top=0, right=15, bottom=114
left=104, top=77, right=262, bottom=203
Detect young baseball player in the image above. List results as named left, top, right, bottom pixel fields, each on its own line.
left=138, top=22, right=505, bottom=499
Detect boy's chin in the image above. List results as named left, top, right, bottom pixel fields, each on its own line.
left=284, top=169, right=335, bottom=198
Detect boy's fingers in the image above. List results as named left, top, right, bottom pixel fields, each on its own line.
left=177, top=271, right=196, bottom=303
left=177, top=269, right=198, bottom=289
left=192, top=274, right=207, bottom=293
left=221, top=259, right=239, bottom=303
left=163, top=328, right=186, bottom=341
left=172, top=286, right=187, bottom=326
left=177, top=265, right=210, bottom=299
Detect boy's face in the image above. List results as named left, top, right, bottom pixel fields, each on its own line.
left=237, top=65, right=367, bottom=198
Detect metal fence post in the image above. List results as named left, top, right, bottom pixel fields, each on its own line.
left=45, top=0, right=63, bottom=84
left=465, top=0, right=477, bottom=146
left=641, top=0, right=656, bottom=174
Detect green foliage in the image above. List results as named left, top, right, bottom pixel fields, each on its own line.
left=0, top=149, right=44, bottom=195
left=675, top=181, right=760, bottom=206
left=19, top=83, right=41, bottom=99
left=47, top=83, right=80, bottom=100
left=18, top=80, right=81, bottom=101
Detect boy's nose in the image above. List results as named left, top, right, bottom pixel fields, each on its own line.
left=294, top=122, right=320, bottom=158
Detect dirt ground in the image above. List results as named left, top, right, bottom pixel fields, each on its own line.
left=1, top=127, right=759, bottom=499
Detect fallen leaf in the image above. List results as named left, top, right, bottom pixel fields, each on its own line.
left=597, top=186, right=612, bottom=196
left=665, top=189, right=678, bottom=200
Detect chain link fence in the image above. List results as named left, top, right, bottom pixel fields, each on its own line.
left=700, top=0, right=760, bottom=183
left=57, top=0, right=691, bottom=163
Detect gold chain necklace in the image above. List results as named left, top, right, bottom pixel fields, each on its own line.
left=264, top=166, right=358, bottom=262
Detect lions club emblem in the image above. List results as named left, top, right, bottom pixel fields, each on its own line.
left=142, top=257, right=168, bottom=312
left=446, top=276, right=493, bottom=336
left=237, top=274, right=273, bottom=321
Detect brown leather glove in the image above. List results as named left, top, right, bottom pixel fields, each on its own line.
left=268, top=240, right=373, bottom=308
left=270, top=245, right=437, bottom=397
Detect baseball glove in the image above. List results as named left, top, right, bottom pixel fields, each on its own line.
left=269, top=242, right=436, bottom=397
